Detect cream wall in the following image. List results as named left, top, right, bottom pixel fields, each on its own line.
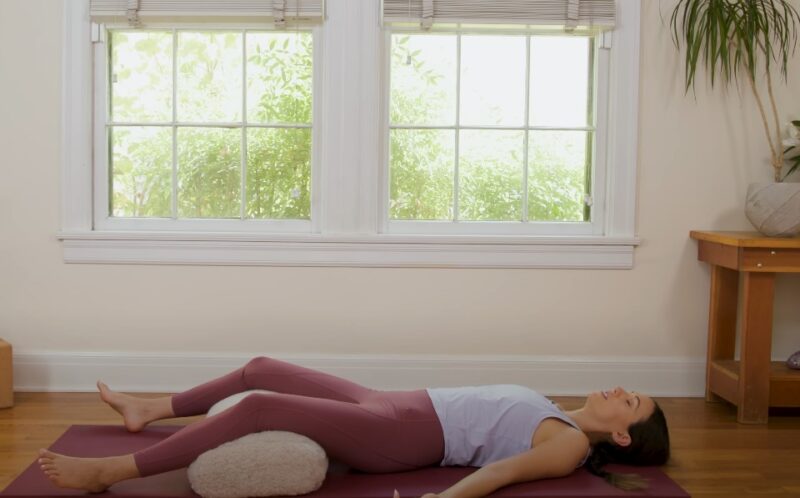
left=1, top=1, right=798, bottom=391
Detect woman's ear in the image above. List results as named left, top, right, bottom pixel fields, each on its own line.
left=611, top=431, right=631, bottom=447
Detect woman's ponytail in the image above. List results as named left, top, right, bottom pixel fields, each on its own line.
left=585, top=443, right=649, bottom=491
left=584, top=401, right=670, bottom=491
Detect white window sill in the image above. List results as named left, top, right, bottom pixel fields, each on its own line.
left=57, top=231, right=639, bottom=268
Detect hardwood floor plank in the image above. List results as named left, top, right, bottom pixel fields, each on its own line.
left=1, top=394, right=799, bottom=497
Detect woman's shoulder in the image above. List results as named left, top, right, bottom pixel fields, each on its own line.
left=532, top=418, right=590, bottom=467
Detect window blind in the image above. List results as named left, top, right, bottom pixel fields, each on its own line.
left=89, top=0, right=325, bottom=26
left=381, top=0, right=616, bottom=30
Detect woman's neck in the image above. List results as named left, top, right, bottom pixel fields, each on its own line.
left=563, top=408, right=609, bottom=445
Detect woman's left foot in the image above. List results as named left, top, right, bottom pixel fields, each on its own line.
left=38, top=449, right=125, bottom=493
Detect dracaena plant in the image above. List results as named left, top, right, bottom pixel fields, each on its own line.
left=670, top=0, right=800, bottom=181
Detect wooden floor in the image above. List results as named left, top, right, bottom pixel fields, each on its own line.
left=1, top=393, right=799, bottom=497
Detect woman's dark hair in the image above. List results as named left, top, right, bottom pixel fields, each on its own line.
left=584, top=401, right=670, bottom=491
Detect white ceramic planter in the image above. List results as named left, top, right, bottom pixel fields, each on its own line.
left=745, top=182, right=800, bottom=237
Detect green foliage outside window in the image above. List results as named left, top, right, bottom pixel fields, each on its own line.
left=390, top=34, right=589, bottom=223
left=109, top=30, right=312, bottom=220
left=109, top=30, right=587, bottom=223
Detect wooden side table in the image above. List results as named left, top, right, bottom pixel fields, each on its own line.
left=0, top=339, right=12, bottom=408
left=690, top=231, right=800, bottom=423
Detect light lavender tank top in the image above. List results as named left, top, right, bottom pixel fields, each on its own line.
left=425, top=384, right=587, bottom=467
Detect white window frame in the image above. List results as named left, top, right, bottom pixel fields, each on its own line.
left=60, top=0, right=641, bottom=269
left=94, top=26, right=321, bottom=234
left=381, top=29, right=607, bottom=236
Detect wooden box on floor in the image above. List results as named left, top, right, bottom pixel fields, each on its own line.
left=0, top=339, right=12, bottom=408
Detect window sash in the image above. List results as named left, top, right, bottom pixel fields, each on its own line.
left=93, top=24, right=321, bottom=233
left=380, top=29, right=608, bottom=236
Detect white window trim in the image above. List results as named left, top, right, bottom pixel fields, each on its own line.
left=60, top=0, right=641, bottom=269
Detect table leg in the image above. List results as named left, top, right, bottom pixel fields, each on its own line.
left=738, top=271, right=775, bottom=424
left=706, top=265, right=738, bottom=402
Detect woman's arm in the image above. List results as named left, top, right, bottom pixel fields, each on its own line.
left=432, top=429, right=590, bottom=498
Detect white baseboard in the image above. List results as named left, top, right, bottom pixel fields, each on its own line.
left=11, top=351, right=706, bottom=397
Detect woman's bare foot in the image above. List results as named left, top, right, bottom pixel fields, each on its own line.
left=37, top=449, right=139, bottom=493
left=97, top=381, right=172, bottom=432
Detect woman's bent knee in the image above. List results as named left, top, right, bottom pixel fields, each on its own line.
left=235, top=392, right=274, bottom=411
left=243, top=356, right=273, bottom=374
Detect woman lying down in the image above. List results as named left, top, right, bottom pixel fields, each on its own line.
left=38, top=356, right=670, bottom=497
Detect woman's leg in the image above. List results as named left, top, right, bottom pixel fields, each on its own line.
left=141, top=390, right=441, bottom=475
left=171, top=356, right=377, bottom=416
left=100, top=356, right=378, bottom=431
left=40, top=390, right=444, bottom=491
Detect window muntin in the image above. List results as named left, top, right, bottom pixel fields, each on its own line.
left=388, top=33, right=595, bottom=225
left=106, top=29, right=313, bottom=221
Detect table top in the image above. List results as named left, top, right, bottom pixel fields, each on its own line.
left=690, top=231, right=800, bottom=248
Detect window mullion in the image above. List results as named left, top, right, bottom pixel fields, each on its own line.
left=93, top=25, right=110, bottom=227
left=241, top=30, right=248, bottom=221
left=591, top=35, right=611, bottom=236
left=522, top=35, right=531, bottom=223
left=319, top=0, right=381, bottom=234
left=379, top=28, right=391, bottom=233
left=453, top=34, right=462, bottom=222
left=171, top=28, right=178, bottom=220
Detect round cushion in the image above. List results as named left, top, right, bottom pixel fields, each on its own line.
left=187, top=390, right=329, bottom=498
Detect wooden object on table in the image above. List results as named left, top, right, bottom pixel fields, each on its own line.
left=0, top=339, right=12, bottom=408
left=690, top=230, right=800, bottom=424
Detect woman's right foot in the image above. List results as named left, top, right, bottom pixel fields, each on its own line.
left=97, top=381, right=159, bottom=432
left=38, top=449, right=140, bottom=492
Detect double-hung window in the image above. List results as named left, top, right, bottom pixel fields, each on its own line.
left=386, top=31, right=599, bottom=235
left=61, top=0, right=641, bottom=268
left=104, top=30, right=313, bottom=227
left=90, top=0, right=320, bottom=233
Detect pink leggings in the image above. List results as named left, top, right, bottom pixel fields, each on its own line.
left=133, top=357, right=445, bottom=476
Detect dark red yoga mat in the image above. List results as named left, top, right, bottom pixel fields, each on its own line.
left=2, top=425, right=689, bottom=498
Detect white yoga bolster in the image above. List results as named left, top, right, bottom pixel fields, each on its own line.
left=187, top=390, right=329, bottom=498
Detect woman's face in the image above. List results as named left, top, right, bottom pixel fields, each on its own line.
left=584, top=386, right=656, bottom=444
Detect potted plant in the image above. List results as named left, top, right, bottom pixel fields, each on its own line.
left=670, top=0, right=800, bottom=236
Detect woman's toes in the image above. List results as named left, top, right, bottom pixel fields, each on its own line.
left=39, top=449, right=57, bottom=459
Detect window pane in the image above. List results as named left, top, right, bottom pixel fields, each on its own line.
left=459, top=130, right=523, bottom=221
left=110, top=31, right=172, bottom=122
left=246, top=128, right=311, bottom=219
left=247, top=33, right=313, bottom=124
left=530, top=36, right=591, bottom=127
left=460, top=36, right=526, bottom=126
left=528, top=131, right=589, bottom=221
left=177, top=32, right=242, bottom=122
left=110, top=126, right=172, bottom=217
left=177, top=128, right=241, bottom=218
left=390, top=129, right=455, bottom=220
left=390, top=35, right=456, bottom=125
